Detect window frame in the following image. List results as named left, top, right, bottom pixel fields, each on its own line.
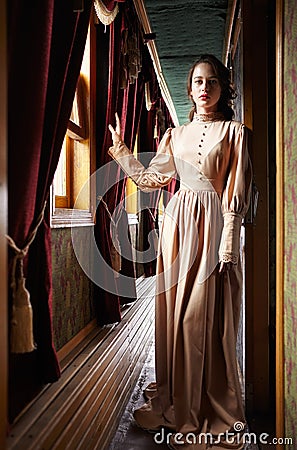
left=51, top=21, right=96, bottom=229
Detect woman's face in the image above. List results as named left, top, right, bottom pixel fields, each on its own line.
left=190, top=62, right=222, bottom=113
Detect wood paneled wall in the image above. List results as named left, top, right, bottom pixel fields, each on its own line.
left=0, top=0, right=8, bottom=447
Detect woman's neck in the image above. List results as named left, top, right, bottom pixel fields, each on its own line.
left=193, top=111, right=225, bottom=122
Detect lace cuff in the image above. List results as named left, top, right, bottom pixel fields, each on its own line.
left=108, top=141, right=130, bottom=159
left=107, top=135, right=175, bottom=193
left=219, top=254, right=239, bottom=264
left=108, top=141, right=146, bottom=184
left=218, top=212, right=242, bottom=265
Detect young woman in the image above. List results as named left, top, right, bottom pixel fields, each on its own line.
left=108, top=54, right=252, bottom=449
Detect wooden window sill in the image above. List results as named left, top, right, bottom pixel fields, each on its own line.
left=51, top=208, right=95, bottom=228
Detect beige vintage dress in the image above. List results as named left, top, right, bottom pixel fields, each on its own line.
left=108, top=116, right=252, bottom=440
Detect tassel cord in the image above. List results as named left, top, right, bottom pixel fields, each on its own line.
left=6, top=201, right=47, bottom=298
left=6, top=202, right=47, bottom=353
left=98, top=196, right=123, bottom=272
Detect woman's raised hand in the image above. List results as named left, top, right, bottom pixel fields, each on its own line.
left=108, top=113, right=122, bottom=146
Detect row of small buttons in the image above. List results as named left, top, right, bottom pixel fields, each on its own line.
left=198, top=125, right=207, bottom=150
left=198, top=126, right=207, bottom=162
left=197, top=125, right=207, bottom=179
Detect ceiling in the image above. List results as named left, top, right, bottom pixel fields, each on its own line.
left=143, top=0, right=229, bottom=125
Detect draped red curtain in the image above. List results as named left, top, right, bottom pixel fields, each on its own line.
left=8, top=0, right=92, bottom=420
left=162, top=104, right=179, bottom=207
left=138, top=105, right=160, bottom=277
left=138, top=93, right=176, bottom=276
left=102, top=0, right=126, bottom=10
left=94, top=7, right=145, bottom=324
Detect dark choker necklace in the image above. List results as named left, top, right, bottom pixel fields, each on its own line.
left=193, top=112, right=225, bottom=123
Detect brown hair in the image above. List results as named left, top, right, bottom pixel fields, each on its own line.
left=187, top=54, right=236, bottom=121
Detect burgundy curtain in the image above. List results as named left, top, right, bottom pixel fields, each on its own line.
left=102, top=0, right=126, bottom=10
left=94, top=2, right=175, bottom=321
left=162, top=104, right=178, bottom=206
left=94, top=7, right=145, bottom=324
left=138, top=105, right=160, bottom=277
left=138, top=94, right=176, bottom=276
left=8, top=0, right=92, bottom=420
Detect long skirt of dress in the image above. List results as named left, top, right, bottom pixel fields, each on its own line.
left=153, top=189, right=245, bottom=437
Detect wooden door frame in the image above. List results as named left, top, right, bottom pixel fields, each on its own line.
left=275, top=0, right=284, bottom=441
left=224, top=0, right=272, bottom=416
left=241, top=0, right=271, bottom=415
left=0, top=0, right=8, bottom=446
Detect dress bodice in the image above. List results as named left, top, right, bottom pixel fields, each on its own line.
left=108, top=119, right=252, bottom=265
left=171, top=120, right=241, bottom=196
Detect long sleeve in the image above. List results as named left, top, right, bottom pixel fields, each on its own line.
left=219, top=123, right=252, bottom=264
left=108, top=128, right=176, bottom=192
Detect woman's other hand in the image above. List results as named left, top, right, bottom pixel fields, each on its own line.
left=219, top=261, right=234, bottom=273
left=108, top=113, right=122, bottom=146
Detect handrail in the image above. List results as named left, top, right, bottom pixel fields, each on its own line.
left=223, top=0, right=238, bottom=65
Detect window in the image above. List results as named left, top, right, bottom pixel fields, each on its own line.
left=125, top=135, right=165, bottom=222
left=125, top=136, right=138, bottom=219
left=51, top=25, right=95, bottom=228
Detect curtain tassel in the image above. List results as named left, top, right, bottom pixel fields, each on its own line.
left=10, top=258, right=36, bottom=353
left=98, top=196, right=122, bottom=276
left=145, top=207, right=159, bottom=256
left=6, top=202, right=46, bottom=353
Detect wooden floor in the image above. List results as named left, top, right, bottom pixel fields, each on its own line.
left=108, top=345, right=265, bottom=450
left=6, top=275, right=275, bottom=450
left=109, top=340, right=169, bottom=450
left=7, top=277, right=156, bottom=450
